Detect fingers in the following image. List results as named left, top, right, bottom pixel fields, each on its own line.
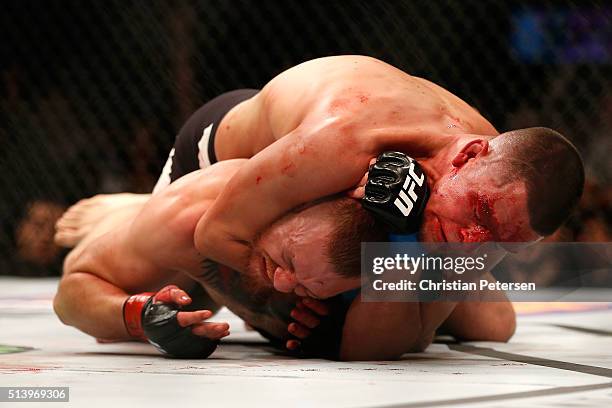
left=357, top=172, right=369, bottom=187
left=177, top=310, right=229, bottom=340
left=347, top=186, right=365, bottom=199
left=286, top=339, right=301, bottom=351
left=346, top=162, right=371, bottom=199
left=301, top=298, right=329, bottom=316
left=176, top=310, right=213, bottom=327
left=154, top=285, right=192, bottom=306
left=288, top=322, right=311, bottom=339
left=290, top=307, right=320, bottom=329
left=191, top=322, right=230, bottom=340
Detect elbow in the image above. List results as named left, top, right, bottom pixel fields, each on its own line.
left=493, top=312, right=516, bottom=343
left=53, top=272, right=83, bottom=327
left=487, top=304, right=517, bottom=342
left=193, top=216, right=215, bottom=256
left=53, top=283, right=70, bottom=326
left=456, top=305, right=517, bottom=343
left=339, top=332, right=433, bottom=361
left=194, top=215, right=233, bottom=258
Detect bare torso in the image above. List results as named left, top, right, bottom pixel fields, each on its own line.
left=215, top=55, right=497, bottom=161
left=196, top=55, right=500, bottom=272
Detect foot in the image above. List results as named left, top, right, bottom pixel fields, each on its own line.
left=55, top=193, right=150, bottom=247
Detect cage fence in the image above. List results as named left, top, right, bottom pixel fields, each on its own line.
left=0, top=0, right=610, bottom=276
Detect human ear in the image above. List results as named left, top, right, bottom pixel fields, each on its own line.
left=451, top=139, right=489, bottom=168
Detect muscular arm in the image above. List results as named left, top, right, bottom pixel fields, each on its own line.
left=54, top=227, right=160, bottom=339
left=54, top=266, right=133, bottom=340
left=54, top=214, right=193, bottom=340
left=339, top=273, right=514, bottom=360
left=195, top=123, right=374, bottom=271
left=55, top=161, right=246, bottom=340
left=339, top=297, right=455, bottom=361
left=195, top=56, right=499, bottom=271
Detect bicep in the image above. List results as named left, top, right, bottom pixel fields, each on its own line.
left=203, top=125, right=373, bottom=240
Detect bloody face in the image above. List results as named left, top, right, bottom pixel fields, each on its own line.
left=419, top=159, right=542, bottom=245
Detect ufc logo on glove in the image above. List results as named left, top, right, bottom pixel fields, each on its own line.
left=362, top=152, right=429, bottom=234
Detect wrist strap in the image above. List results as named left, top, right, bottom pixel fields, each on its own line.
left=123, top=293, right=155, bottom=338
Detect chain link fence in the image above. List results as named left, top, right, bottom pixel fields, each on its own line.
left=1, top=0, right=610, bottom=276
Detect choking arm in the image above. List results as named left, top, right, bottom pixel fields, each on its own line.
left=195, top=124, right=374, bottom=271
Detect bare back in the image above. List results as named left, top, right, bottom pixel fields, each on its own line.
left=215, top=55, right=497, bottom=160
left=197, top=56, right=500, bottom=271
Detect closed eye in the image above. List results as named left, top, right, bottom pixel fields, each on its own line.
left=302, top=286, right=321, bottom=299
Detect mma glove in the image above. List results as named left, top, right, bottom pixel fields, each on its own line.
left=123, top=289, right=218, bottom=359
left=362, top=151, right=429, bottom=233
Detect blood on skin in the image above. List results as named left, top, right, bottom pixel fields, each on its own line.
left=460, top=224, right=493, bottom=242
left=470, top=193, right=523, bottom=242
left=281, top=163, right=294, bottom=173
left=477, top=194, right=494, bottom=220
left=329, top=98, right=350, bottom=115
left=256, top=176, right=262, bottom=184
left=458, top=193, right=499, bottom=242
left=387, top=110, right=402, bottom=122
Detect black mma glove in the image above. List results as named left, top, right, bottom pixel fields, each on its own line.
left=123, top=285, right=219, bottom=359
left=362, top=151, right=429, bottom=233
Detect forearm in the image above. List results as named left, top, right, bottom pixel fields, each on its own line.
left=418, top=301, right=457, bottom=340
left=339, top=299, right=424, bottom=361
left=439, top=271, right=515, bottom=342
left=195, top=126, right=371, bottom=270
left=54, top=272, right=129, bottom=340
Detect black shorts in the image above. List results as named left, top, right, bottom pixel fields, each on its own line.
left=153, top=89, right=259, bottom=192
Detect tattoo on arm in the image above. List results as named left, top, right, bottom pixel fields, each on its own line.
left=197, top=259, right=349, bottom=358
left=197, top=259, right=295, bottom=335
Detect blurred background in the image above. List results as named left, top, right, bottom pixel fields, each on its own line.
left=0, top=0, right=610, bottom=277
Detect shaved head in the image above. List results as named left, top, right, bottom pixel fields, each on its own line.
left=490, top=127, right=584, bottom=235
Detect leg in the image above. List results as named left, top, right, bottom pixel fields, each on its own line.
left=55, top=193, right=150, bottom=247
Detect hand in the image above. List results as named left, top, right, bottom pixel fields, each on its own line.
left=286, top=297, right=330, bottom=351
left=347, top=157, right=377, bottom=199
left=124, top=284, right=229, bottom=358
left=155, top=285, right=230, bottom=341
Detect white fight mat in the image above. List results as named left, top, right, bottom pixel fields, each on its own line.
left=1, top=277, right=611, bottom=408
